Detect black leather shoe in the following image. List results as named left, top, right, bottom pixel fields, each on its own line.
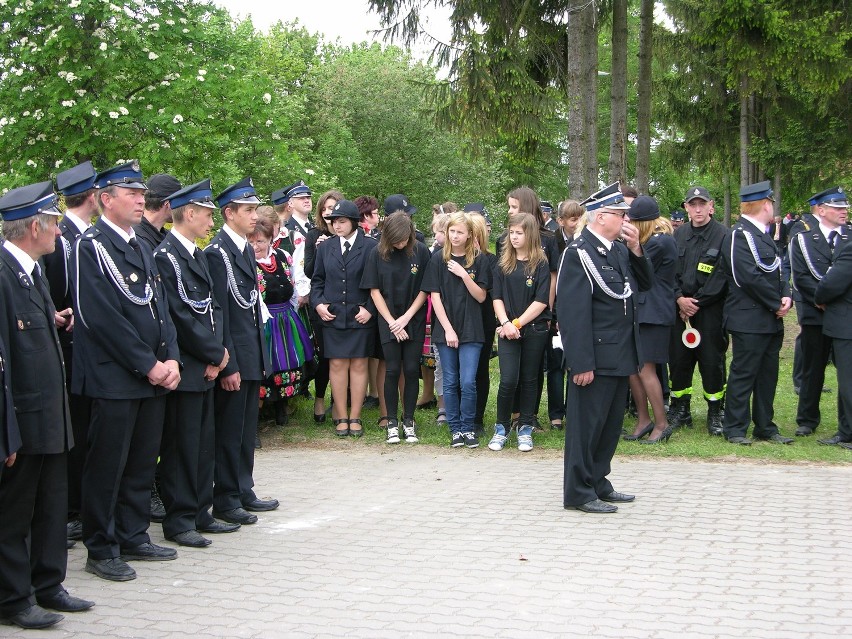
left=66, top=519, right=83, bottom=541
left=727, top=436, right=752, bottom=445
left=0, top=605, right=63, bottom=629
left=120, top=542, right=177, bottom=561
left=85, top=557, right=136, bottom=581
left=37, top=590, right=95, bottom=612
left=199, top=519, right=240, bottom=534
left=818, top=435, right=848, bottom=446
left=755, top=433, right=794, bottom=444
left=839, top=442, right=852, bottom=451
left=212, top=507, right=258, bottom=525
left=600, top=491, right=635, bottom=503
left=795, top=426, right=815, bottom=436
left=169, top=530, right=211, bottom=548
left=567, top=499, right=618, bottom=513
left=150, top=490, right=166, bottom=523
left=242, top=497, right=279, bottom=512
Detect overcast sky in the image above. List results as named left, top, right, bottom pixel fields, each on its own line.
left=212, top=0, right=451, bottom=53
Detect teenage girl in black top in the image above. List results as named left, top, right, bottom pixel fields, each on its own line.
left=490, top=213, right=552, bottom=452
left=361, top=213, right=431, bottom=443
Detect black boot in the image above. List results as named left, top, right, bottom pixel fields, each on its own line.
left=706, top=400, right=724, bottom=436
left=669, top=396, right=693, bottom=429
left=274, top=401, right=288, bottom=426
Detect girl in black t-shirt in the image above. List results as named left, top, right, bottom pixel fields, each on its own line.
left=490, top=213, right=552, bottom=452
left=361, top=213, right=430, bottom=444
left=421, top=212, right=490, bottom=448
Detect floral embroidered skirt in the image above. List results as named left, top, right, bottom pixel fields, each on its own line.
left=261, top=302, right=314, bottom=401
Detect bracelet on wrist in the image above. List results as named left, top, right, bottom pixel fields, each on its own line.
left=501, top=319, right=511, bottom=326
left=512, top=319, right=522, bottom=329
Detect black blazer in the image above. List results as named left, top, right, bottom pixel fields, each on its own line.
left=155, top=233, right=226, bottom=393
left=555, top=228, right=653, bottom=376
left=720, top=217, right=790, bottom=334
left=70, top=218, right=179, bottom=399
left=815, top=240, right=852, bottom=340
left=0, top=247, right=72, bottom=455
left=204, top=228, right=270, bottom=381
left=790, top=227, right=848, bottom=326
left=311, top=230, right=377, bottom=330
left=42, top=216, right=86, bottom=358
left=0, top=334, right=22, bottom=460
left=635, top=232, right=677, bottom=326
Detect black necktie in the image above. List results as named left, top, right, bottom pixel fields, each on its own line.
left=32, top=265, right=51, bottom=311
left=243, top=243, right=254, bottom=266
left=828, top=230, right=838, bottom=255
left=343, top=240, right=351, bottom=257
left=129, top=237, right=143, bottom=258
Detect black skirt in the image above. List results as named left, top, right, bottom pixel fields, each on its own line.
left=638, top=324, right=671, bottom=364
left=321, top=326, right=374, bottom=359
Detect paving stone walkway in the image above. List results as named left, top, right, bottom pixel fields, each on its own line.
left=13, top=447, right=852, bottom=638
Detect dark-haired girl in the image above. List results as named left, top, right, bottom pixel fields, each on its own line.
left=361, top=213, right=431, bottom=443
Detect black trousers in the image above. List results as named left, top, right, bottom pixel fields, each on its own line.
left=381, top=339, right=423, bottom=421
left=496, top=325, right=550, bottom=426
left=82, top=397, right=165, bottom=559
left=545, top=340, right=567, bottom=421
left=0, top=453, right=67, bottom=615
left=796, top=324, right=847, bottom=433
left=723, top=330, right=782, bottom=439
left=669, top=303, right=727, bottom=399
left=160, top=389, right=216, bottom=538
left=832, top=338, right=852, bottom=441
left=563, top=375, right=627, bottom=507
left=66, top=390, right=91, bottom=516
left=213, top=380, right=260, bottom=512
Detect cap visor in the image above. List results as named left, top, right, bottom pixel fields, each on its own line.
left=232, top=196, right=261, bottom=204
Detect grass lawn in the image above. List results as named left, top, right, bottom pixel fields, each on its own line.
left=260, top=314, right=851, bottom=465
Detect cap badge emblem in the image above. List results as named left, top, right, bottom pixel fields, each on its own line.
left=694, top=189, right=700, bottom=196
left=131, top=160, right=140, bottom=172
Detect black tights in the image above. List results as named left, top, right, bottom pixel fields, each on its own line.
left=382, top=340, right=423, bottom=420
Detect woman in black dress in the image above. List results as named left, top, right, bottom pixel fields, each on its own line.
left=623, top=196, right=678, bottom=444
left=304, top=190, right=343, bottom=422
left=361, top=213, right=431, bottom=444
left=311, top=200, right=377, bottom=437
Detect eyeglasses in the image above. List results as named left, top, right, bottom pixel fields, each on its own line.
left=601, top=210, right=627, bottom=219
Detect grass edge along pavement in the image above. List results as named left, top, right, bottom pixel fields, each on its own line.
left=260, top=315, right=851, bottom=465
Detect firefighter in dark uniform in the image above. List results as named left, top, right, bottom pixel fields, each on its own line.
left=668, top=186, right=729, bottom=435
left=789, top=187, right=849, bottom=440
left=1, top=334, right=21, bottom=473
left=204, top=178, right=276, bottom=526
left=0, top=181, right=93, bottom=629
left=719, top=181, right=793, bottom=445
left=72, top=161, right=181, bottom=582
left=42, top=161, right=98, bottom=545
left=556, top=184, right=653, bottom=514
left=814, top=191, right=852, bottom=451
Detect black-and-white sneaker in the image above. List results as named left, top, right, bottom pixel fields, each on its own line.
left=450, top=432, right=465, bottom=448
left=462, top=431, right=479, bottom=448
left=402, top=418, right=419, bottom=443
left=386, top=419, right=401, bottom=444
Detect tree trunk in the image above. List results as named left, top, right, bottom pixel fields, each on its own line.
left=565, top=12, right=586, bottom=199
left=739, top=74, right=749, bottom=188
left=608, top=0, right=628, bottom=186
left=581, top=3, right=599, bottom=193
left=635, top=0, right=653, bottom=193
left=723, top=171, right=732, bottom=226
left=773, top=172, right=781, bottom=217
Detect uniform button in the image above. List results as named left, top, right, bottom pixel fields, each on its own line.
left=161, top=342, right=166, bottom=347
left=160, top=320, right=164, bottom=324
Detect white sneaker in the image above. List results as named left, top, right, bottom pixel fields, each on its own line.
left=386, top=420, right=400, bottom=444
left=402, top=418, right=419, bottom=443
left=517, top=425, right=533, bottom=452
left=488, top=424, right=508, bottom=451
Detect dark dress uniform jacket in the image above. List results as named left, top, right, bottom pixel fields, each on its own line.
left=0, top=248, right=72, bottom=454
left=556, top=229, right=654, bottom=376
left=790, top=226, right=848, bottom=326
left=815, top=240, right=852, bottom=340
left=719, top=217, right=789, bottom=334
left=0, top=335, right=22, bottom=461
left=204, top=229, right=270, bottom=381
left=155, top=234, right=226, bottom=392
left=310, top=230, right=377, bottom=330
left=70, top=219, right=179, bottom=398
left=635, top=233, right=677, bottom=326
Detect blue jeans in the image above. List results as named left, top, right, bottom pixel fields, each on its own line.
left=437, top=342, right=483, bottom=434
